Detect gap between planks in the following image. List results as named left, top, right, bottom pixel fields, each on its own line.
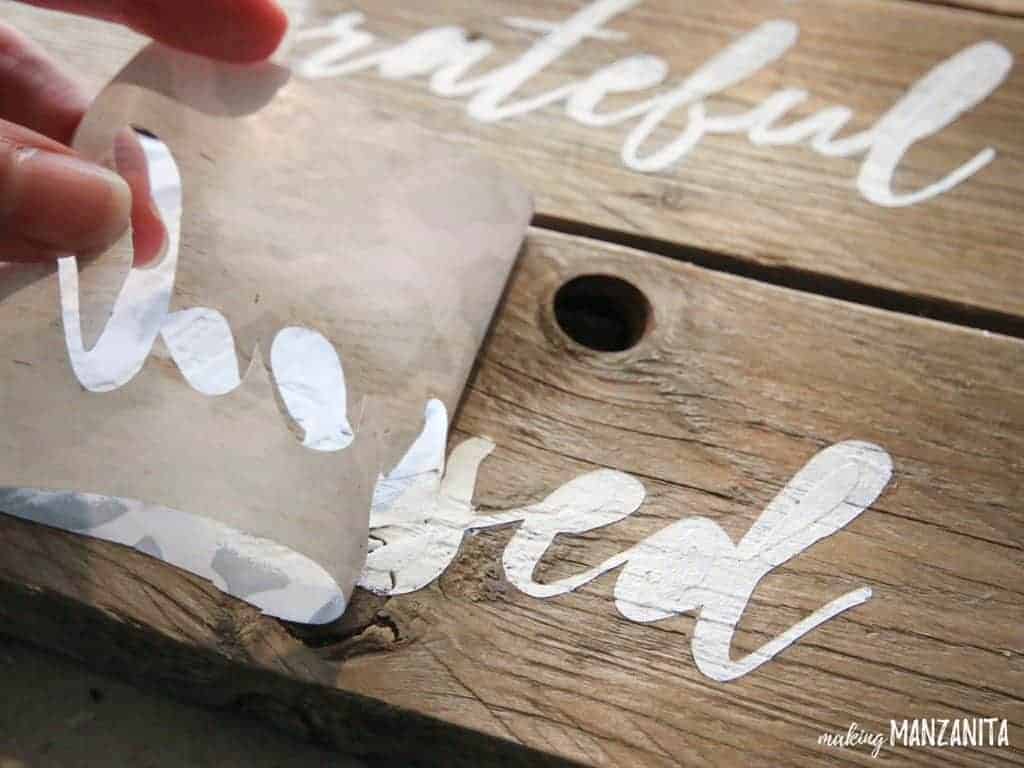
left=530, top=214, right=1024, bottom=341
left=908, top=0, right=1024, bottom=19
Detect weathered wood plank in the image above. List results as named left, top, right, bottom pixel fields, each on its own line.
left=913, top=1, right=1024, bottom=17
left=0, top=516, right=573, bottom=767
left=1, top=227, right=1021, bottom=766
left=0, top=636, right=353, bottom=767
left=4, top=0, right=1024, bottom=322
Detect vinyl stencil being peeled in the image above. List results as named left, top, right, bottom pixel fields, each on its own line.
left=0, top=43, right=532, bottom=624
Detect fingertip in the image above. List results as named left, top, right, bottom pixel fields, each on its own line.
left=73, top=159, right=133, bottom=254
left=236, top=0, right=290, bottom=62
left=18, top=1, right=291, bottom=63
left=113, top=129, right=167, bottom=268
left=133, top=0, right=291, bottom=63
left=1, top=147, right=132, bottom=255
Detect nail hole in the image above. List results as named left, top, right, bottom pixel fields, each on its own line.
left=553, top=275, right=651, bottom=352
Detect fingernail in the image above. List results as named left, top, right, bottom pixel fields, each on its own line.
left=5, top=147, right=131, bottom=253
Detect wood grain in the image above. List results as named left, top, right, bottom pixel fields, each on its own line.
left=913, top=1, right=1024, bottom=17
left=4, top=0, right=1024, bottom=322
left=0, top=636, right=353, bottom=768
left=1, top=227, right=1021, bottom=766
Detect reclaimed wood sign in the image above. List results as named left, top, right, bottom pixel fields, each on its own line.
left=295, top=1, right=1011, bottom=208
left=361, top=407, right=894, bottom=685
left=0, top=1, right=1021, bottom=766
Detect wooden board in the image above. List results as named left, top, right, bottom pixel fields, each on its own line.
left=914, top=1, right=1024, bottom=17
left=2, top=1, right=1023, bottom=765
left=0, top=636, right=352, bottom=767
left=2, top=227, right=1021, bottom=766
left=5, top=0, right=1024, bottom=325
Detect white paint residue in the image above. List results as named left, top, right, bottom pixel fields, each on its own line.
left=621, top=20, right=799, bottom=172
left=503, top=15, right=629, bottom=43
left=58, top=135, right=182, bottom=392
left=566, top=54, right=668, bottom=127
left=385, top=399, right=448, bottom=480
left=857, top=41, right=1011, bottom=207
left=293, top=12, right=378, bottom=78
left=160, top=308, right=240, bottom=395
left=362, top=418, right=894, bottom=681
left=617, top=442, right=891, bottom=681
left=28, top=120, right=366, bottom=624
left=296, top=0, right=644, bottom=121
left=26, top=43, right=912, bottom=668
left=57, top=247, right=177, bottom=393
left=500, top=471, right=643, bottom=597
left=140, top=134, right=183, bottom=216
left=361, top=403, right=534, bottom=594
left=743, top=90, right=863, bottom=155
left=58, top=136, right=356, bottom=454
left=270, top=327, right=353, bottom=451
left=0, top=487, right=345, bottom=624
left=361, top=415, right=496, bottom=593
left=272, top=0, right=312, bottom=62
left=369, top=399, right=447, bottom=519
left=467, top=0, right=642, bottom=122
left=294, top=3, right=1013, bottom=205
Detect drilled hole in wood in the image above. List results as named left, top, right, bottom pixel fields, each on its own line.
left=553, top=275, right=651, bottom=352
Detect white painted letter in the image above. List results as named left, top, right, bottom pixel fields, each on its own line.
left=858, top=42, right=1012, bottom=207
left=622, top=21, right=798, bottom=172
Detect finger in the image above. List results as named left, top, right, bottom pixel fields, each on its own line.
left=113, top=128, right=166, bottom=267
left=0, top=27, right=165, bottom=266
left=0, top=232, right=63, bottom=262
left=18, top=0, right=289, bottom=63
left=0, top=118, right=130, bottom=261
left=0, top=20, right=88, bottom=144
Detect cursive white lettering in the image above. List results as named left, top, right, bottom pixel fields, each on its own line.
left=365, top=404, right=893, bottom=681
left=294, top=3, right=1013, bottom=206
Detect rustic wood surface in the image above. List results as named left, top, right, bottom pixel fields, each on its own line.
left=1, top=1, right=1023, bottom=766
left=0, top=636, right=353, bottom=768
left=4, top=0, right=1024, bottom=325
left=915, top=1, right=1024, bottom=17
left=2, top=226, right=1022, bottom=766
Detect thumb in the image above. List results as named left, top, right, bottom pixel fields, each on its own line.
left=0, top=118, right=131, bottom=262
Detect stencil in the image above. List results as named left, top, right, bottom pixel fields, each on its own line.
left=0, top=43, right=531, bottom=623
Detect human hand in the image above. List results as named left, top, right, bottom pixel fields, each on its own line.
left=0, top=0, right=288, bottom=264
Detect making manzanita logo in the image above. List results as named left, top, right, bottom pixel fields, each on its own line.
left=819, top=718, right=1011, bottom=759
left=818, top=723, right=887, bottom=759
